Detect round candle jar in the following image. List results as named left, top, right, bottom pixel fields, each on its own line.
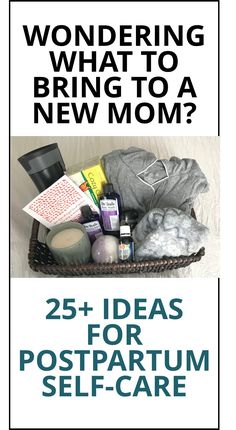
left=46, top=222, right=91, bottom=265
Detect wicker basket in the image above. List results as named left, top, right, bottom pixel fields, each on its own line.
left=28, top=210, right=205, bottom=277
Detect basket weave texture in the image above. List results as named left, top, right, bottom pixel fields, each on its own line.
left=28, top=209, right=205, bottom=276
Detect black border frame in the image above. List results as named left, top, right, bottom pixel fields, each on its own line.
left=9, top=1, right=220, bottom=429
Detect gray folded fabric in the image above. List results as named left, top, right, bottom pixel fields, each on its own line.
left=133, top=207, right=209, bottom=261
left=102, top=147, right=209, bottom=217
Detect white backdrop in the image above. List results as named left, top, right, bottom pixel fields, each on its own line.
left=4, top=0, right=236, bottom=429
left=8, top=2, right=221, bottom=430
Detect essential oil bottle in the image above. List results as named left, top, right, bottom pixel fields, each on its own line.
left=100, top=183, right=122, bottom=235
left=119, top=225, right=134, bottom=262
left=80, top=205, right=103, bottom=243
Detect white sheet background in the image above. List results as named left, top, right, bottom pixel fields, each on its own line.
left=11, top=136, right=219, bottom=278
left=2, top=0, right=236, bottom=429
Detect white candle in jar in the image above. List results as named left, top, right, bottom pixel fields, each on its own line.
left=51, top=228, right=84, bottom=249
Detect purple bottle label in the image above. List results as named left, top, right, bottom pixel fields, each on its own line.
left=100, top=199, right=119, bottom=231
left=83, top=221, right=103, bottom=243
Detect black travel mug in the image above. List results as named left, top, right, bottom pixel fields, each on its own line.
left=18, top=143, right=66, bottom=192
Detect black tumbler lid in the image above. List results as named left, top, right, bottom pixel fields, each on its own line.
left=18, top=143, right=66, bottom=175
left=81, top=205, right=92, bottom=218
left=103, top=183, right=114, bottom=194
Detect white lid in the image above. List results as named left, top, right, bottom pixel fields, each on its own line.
left=120, top=225, right=131, bottom=236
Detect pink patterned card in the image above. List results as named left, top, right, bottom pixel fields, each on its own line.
left=23, top=175, right=100, bottom=229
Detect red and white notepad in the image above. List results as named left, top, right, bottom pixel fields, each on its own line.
left=23, top=175, right=100, bottom=229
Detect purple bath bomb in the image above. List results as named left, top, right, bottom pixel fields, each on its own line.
left=92, top=235, right=119, bottom=263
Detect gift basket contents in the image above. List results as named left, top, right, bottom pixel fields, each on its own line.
left=18, top=144, right=209, bottom=276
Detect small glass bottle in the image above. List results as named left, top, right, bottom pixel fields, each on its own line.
left=100, top=183, right=122, bottom=236
left=119, top=225, right=134, bottom=262
left=80, top=205, right=103, bottom=244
